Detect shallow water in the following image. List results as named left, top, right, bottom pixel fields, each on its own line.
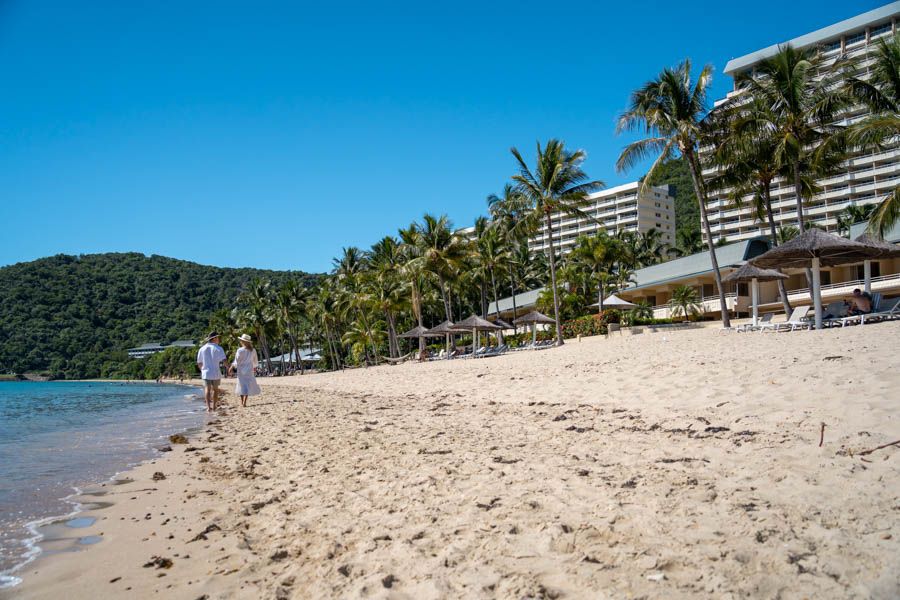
left=0, top=381, right=205, bottom=585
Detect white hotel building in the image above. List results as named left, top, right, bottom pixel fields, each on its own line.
left=527, top=182, right=675, bottom=256
left=704, top=2, right=900, bottom=243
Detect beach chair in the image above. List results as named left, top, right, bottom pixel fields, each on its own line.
left=737, top=313, right=773, bottom=332
left=862, top=297, right=900, bottom=324
left=759, top=306, right=810, bottom=332
left=839, top=293, right=884, bottom=326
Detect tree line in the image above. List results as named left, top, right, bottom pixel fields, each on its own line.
left=220, top=36, right=899, bottom=368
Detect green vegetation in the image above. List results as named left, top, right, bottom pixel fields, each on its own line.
left=0, top=253, right=319, bottom=379
left=644, top=156, right=699, bottom=248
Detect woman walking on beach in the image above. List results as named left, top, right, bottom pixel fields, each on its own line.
left=229, top=334, right=260, bottom=407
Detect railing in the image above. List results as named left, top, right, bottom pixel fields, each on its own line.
left=784, top=273, right=900, bottom=300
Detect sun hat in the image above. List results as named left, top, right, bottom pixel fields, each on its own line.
left=205, top=331, right=220, bottom=342
left=238, top=334, right=253, bottom=343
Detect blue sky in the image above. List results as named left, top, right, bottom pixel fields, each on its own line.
left=0, top=1, right=886, bottom=273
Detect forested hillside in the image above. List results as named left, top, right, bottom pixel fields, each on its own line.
left=0, top=253, right=319, bottom=379
left=645, top=156, right=700, bottom=244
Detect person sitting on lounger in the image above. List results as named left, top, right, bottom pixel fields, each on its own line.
left=846, top=289, right=873, bottom=316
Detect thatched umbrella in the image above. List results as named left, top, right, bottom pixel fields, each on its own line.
left=722, top=263, right=789, bottom=327
left=513, top=310, right=556, bottom=347
left=854, top=233, right=900, bottom=294
left=750, top=229, right=883, bottom=329
left=491, top=318, right=515, bottom=345
left=398, top=325, right=441, bottom=355
left=454, top=315, right=502, bottom=358
left=425, top=320, right=458, bottom=359
left=587, top=293, right=636, bottom=309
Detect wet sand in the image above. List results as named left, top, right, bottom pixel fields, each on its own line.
left=4, top=323, right=900, bottom=599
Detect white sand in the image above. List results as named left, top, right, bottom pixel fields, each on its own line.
left=5, top=323, right=900, bottom=599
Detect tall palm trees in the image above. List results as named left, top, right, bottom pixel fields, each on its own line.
left=848, top=35, right=900, bottom=236
left=568, top=233, right=620, bottom=313
left=734, top=45, right=851, bottom=231
left=508, top=139, right=605, bottom=345
left=414, top=214, right=467, bottom=323
left=617, top=59, right=731, bottom=328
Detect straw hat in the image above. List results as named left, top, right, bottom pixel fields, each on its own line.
left=205, top=331, right=220, bottom=342
left=238, top=334, right=253, bottom=343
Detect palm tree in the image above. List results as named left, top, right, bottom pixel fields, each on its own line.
left=474, top=226, right=509, bottom=319
left=669, top=285, right=701, bottom=322
left=617, top=59, right=731, bottom=327
left=569, top=233, right=619, bottom=313
left=848, top=35, right=900, bottom=237
left=367, top=236, right=407, bottom=358
left=835, top=203, right=877, bottom=237
left=238, top=279, right=275, bottom=374
left=734, top=45, right=852, bottom=232
left=674, top=228, right=704, bottom=256
left=414, top=214, right=468, bottom=322
left=488, top=183, right=531, bottom=328
left=777, top=225, right=800, bottom=245
left=508, top=139, right=605, bottom=345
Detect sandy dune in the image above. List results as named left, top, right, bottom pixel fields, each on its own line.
left=5, top=323, right=900, bottom=599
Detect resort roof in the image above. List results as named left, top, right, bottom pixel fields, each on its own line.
left=724, top=2, right=900, bottom=75
left=488, top=287, right=544, bottom=315
left=624, top=238, right=771, bottom=293
left=849, top=219, right=900, bottom=244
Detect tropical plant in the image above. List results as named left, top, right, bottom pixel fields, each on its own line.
left=848, top=35, right=900, bottom=237
left=836, top=203, right=878, bottom=237
left=507, top=139, right=605, bottom=344
left=733, top=44, right=853, bottom=232
left=616, top=59, right=731, bottom=327
left=668, top=285, right=701, bottom=321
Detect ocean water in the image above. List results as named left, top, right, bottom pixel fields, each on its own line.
left=0, top=381, right=206, bottom=587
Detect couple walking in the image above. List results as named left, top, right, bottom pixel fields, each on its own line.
left=196, top=331, right=261, bottom=410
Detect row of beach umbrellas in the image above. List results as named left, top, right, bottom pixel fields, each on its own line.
left=398, top=311, right=557, bottom=358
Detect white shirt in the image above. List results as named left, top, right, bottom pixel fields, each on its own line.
left=232, top=347, right=259, bottom=376
left=196, top=343, right=227, bottom=380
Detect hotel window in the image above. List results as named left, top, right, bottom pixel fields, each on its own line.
left=870, top=23, right=892, bottom=38
left=821, top=39, right=841, bottom=52
left=857, top=262, right=881, bottom=279
left=845, top=31, right=865, bottom=46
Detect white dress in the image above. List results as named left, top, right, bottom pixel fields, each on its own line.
left=232, top=347, right=261, bottom=396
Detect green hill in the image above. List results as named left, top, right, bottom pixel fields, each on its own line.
left=644, top=156, right=701, bottom=244
left=0, top=253, right=319, bottom=379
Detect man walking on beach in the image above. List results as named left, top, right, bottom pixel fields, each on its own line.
left=197, top=332, right=227, bottom=412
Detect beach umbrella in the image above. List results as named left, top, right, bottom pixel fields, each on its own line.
left=722, top=263, right=789, bottom=327
left=492, top=318, right=515, bottom=330
left=514, top=310, right=556, bottom=347
left=425, top=320, right=458, bottom=359
left=853, top=233, right=900, bottom=294
left=398, top=324, right=441, bottom=356
left=750, top=229, right=883, bottom=330
left=453, top=315, right=502, bottom=358
left=587, top=293, right=636, bottom=309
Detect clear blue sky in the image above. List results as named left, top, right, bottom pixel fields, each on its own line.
left=0, top=1, right=886, bottom=273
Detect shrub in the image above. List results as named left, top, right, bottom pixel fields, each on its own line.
left=561, top=315, right=607, bottom=338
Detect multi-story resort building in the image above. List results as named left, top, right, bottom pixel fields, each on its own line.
left=704, top=2, right=900, bottom=243
left=488, top=5, right=900, bottom=324
left=126, top=340, right=195, bottom=359
left=528, top=182, right=675, bottom=256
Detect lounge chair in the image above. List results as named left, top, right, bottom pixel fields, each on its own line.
left=759, top=306, right=811, bottom=332
left=838, top=292, right=884, bottom=327
left=737, top=313, right=773, bottom=332
left=862, top=297, right=900, bottom=323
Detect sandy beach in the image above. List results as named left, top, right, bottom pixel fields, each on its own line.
left=4, top=323, right=899, bottom=599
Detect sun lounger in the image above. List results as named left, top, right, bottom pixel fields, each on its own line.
left=862, top=297, right=900, bottom=323
left=759, top=306, right=810, bottom=332
left=737, top=313, right=773, bottom=332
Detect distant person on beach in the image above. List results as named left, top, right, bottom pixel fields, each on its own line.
left=228, top=334, right=260, bottom=407
left=196, top=331, right=227, bottom=412
left=846, top=288, right=873, bottom=316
